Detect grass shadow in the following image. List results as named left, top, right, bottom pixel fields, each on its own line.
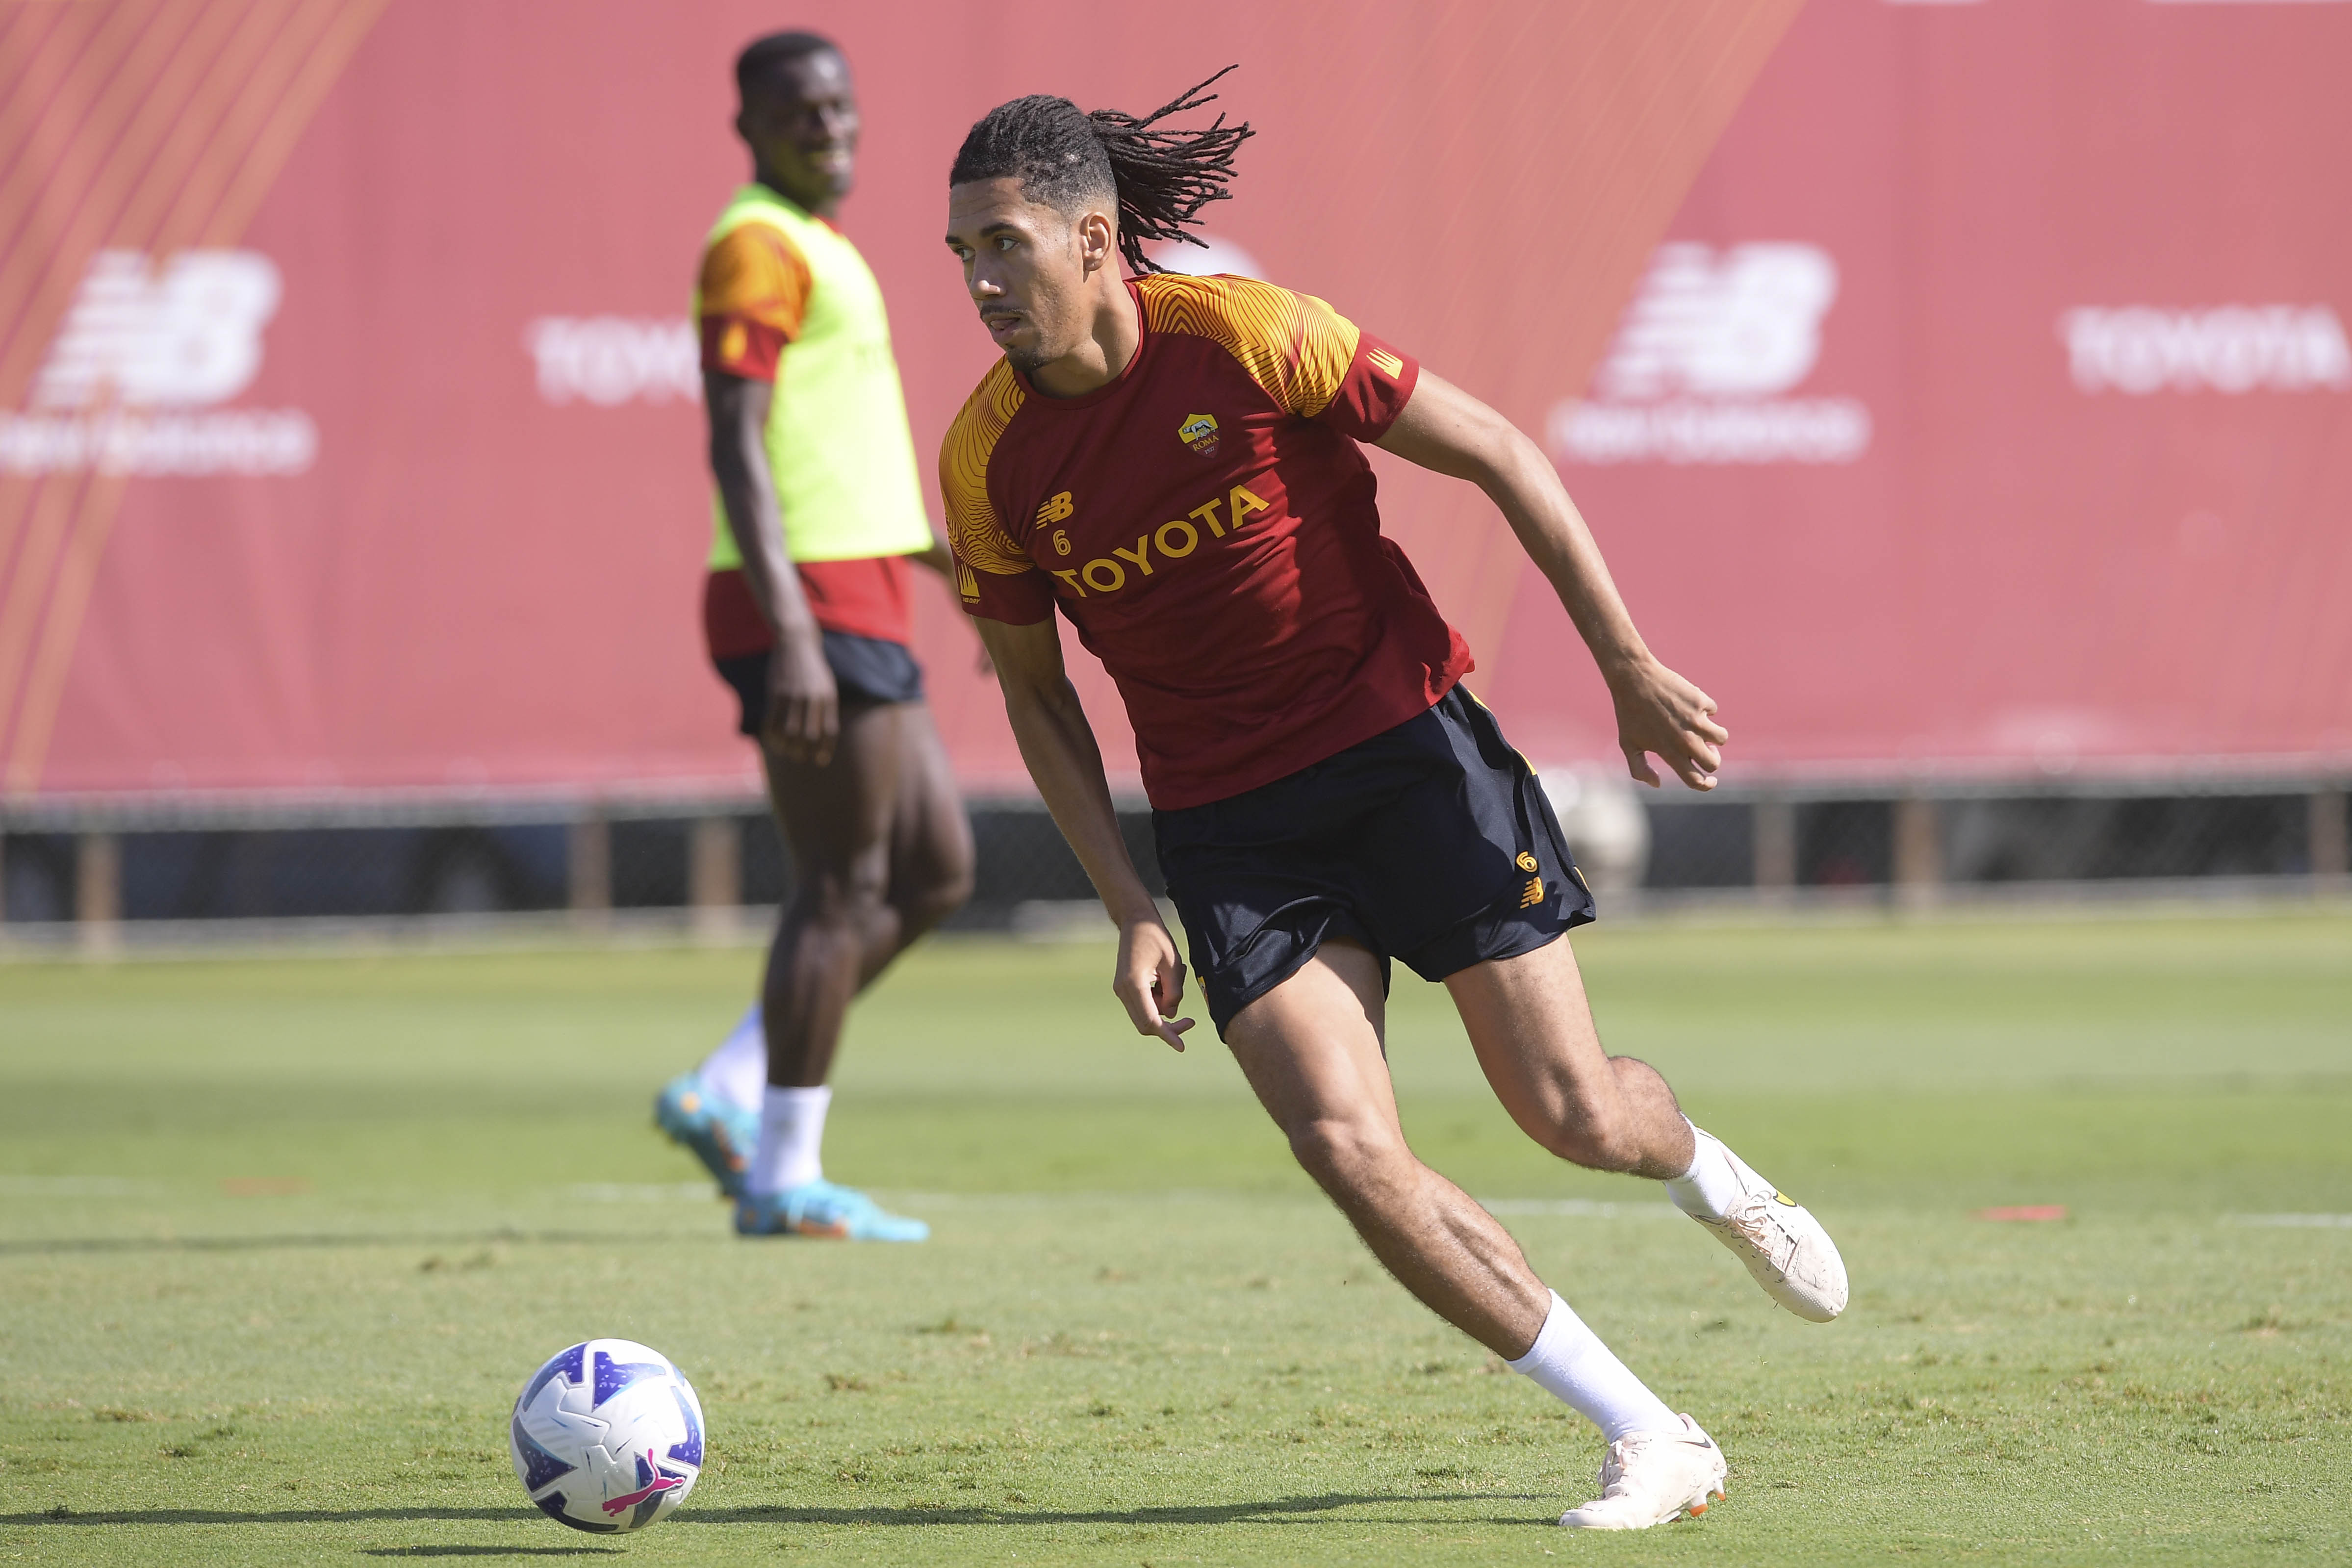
left=0, top=1230, right=706, bottom=1258
left=12, top=1493, right=1533, bottom=1531
left=10, top=1509, right=539, bottom=1526
left=360, top=1551, right=622, bottom=1559
left=678, top=1492, right=1532, bottom=1527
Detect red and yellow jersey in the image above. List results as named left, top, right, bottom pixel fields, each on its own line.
left=942, top=273, right=1471, bottom=810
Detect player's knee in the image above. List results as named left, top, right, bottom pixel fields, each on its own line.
left=1286, top=1116, right=1412, bottom=1200
left=899, top=857, right=973, bottom=935
left=793, top=862, right=891, bottom=929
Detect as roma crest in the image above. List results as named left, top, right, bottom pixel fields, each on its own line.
left=1178, top=412, right=1221, bottom=457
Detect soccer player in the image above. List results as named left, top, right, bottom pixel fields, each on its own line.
left=939, top=77, right=1848, bottom=1528
left=654, top=31, right=973, bottom=1241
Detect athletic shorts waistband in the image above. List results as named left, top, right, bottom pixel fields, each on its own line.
left=1154, top=688, right=1595, bottom=1035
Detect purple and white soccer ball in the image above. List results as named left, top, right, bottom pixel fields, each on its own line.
left=510, top=1338, right=705, bottom=1534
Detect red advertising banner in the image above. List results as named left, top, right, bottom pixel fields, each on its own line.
left=1491, top=0, right=2352, bottom=783
left=1, top=0, right=2344, bottom=803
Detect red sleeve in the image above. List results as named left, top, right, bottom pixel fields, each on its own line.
left=940, top=370, right=1055, bottom=624
left=956, top=475, right=1055, bottom=624
left=959, top=553, right=1057, bottom=625
left=1315, top=331, right=1420, bottom=442
left=696, top=225, right=812, bottom=382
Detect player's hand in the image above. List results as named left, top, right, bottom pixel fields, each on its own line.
left=1608, top=656, right=1728, bottom=791
left=1113, top=916, right=1195, bottom=1053
left=764, top=635, right=840, bottom=766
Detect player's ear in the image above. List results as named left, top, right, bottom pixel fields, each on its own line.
left=1074, top=208, right=1115, bottom=277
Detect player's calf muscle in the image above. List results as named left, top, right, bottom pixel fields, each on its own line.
left=1526, top=1097, right=1650, bottom=1173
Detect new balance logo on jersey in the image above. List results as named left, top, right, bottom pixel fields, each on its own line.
left=0, top=249, right=315, bottom=476
left=1036, top=490, right=1075, bottom=525
left=1549, top=241, right=1870, bottom=466
left=1367, top=347, right=1404, bottom=380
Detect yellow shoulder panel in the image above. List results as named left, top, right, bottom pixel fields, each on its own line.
left=697, top=223, right=812, bottom=334
left=939, top=360, right=1030, bottom=579
left=1140, top=273, right=1362, bottom=418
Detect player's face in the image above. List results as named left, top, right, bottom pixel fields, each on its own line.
left=945, top=178, right=1100, bottom=374
left=737, top=50, right=858, bottom=211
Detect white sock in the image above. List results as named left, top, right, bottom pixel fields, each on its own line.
left=749, top=1085, right=831, bottom=1195
left=694, top=1005, right=767, bottom=1112
left=1664, top=1120, right=1746, bottom=1220
left=1507, top=1289, right=1681, bottom=1443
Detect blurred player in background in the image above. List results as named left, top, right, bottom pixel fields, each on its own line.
left=940, top=74, right=1847, bottom=1527
left=655, top=31, right=972, bottom=1241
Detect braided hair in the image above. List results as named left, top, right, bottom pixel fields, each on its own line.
left=948, top=68, right=1253, bottom=275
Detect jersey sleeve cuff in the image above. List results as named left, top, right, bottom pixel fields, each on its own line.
left=1321, top=332, right=1420, bottom=440
left=699, top=313, right=789, bottom=381
left=952, top=552, right=1057, bottom=625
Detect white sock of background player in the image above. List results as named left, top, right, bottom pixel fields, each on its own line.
left=693, top=1004, right=766, bottom=1112
left=703, top=1005, right=833, bottom=1195
left=1508, top=1289, right=1684, bottom=1440
left=749, top=1085, right=830, bottom=1196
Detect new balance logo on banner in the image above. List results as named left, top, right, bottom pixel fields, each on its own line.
left=0, top=249, right=316, bottom=476
left=2059, top=305, right=2351, bottom=395
left=1550, top=242, right=1871, bottom=465
left=32, top=250, right=281, bottom=409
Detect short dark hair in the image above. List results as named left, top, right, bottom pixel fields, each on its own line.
left=735, top=30, right=840, bottom=105
left=948, top=68, right=1253, bottom=276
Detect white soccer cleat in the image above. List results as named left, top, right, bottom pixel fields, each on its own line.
left=1558, top=1414, right=1727, bottom=1530
left=1687, top=1128, right=1848, bottom=1322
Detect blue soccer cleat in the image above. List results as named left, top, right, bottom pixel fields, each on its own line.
left=653, top=1073, right=760, bottom=1199
left=734, top=1180, right=929, bottom=1242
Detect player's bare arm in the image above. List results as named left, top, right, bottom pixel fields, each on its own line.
left=704, top=368, right=837, bottom=766
left=972, top=613, right=1193, bottom=1052
left=1376, top=373, right=1728, bottom=792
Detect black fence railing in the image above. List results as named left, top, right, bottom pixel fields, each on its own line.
left=1, top=777, right=2345, bottom=942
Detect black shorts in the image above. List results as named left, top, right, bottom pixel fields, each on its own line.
left=1155, top=686, right=1596, bottom=1037
left=714, top=632, right=924, bottom=737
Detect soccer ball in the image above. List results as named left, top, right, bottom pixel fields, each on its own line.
left=509, top=1338, right=705, bottom=1533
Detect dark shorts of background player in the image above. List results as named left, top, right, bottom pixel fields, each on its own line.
left=1154, top=686, right=1597, bottom=1039
left=714, top=632, right=925, bottom=737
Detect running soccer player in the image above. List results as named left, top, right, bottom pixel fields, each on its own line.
left=654, top=31, right=973, bottom=1241
left=939, top=76, right=1848, bottom=1528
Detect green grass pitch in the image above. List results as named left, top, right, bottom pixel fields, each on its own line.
left=1, top=910, right=2347, bottom=1565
